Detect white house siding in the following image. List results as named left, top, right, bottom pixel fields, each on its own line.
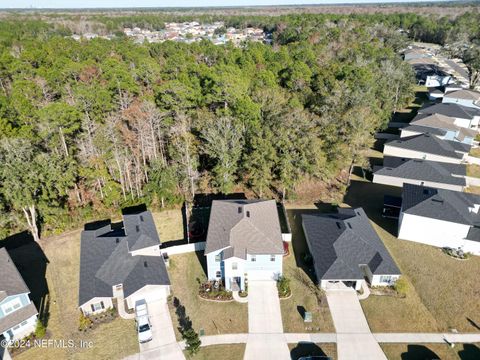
left=2, top=314, right=37, bottom=341
left=372, top=173, right=464, bottom=192
left=370, top=275, right=401, bottom=287
left=244, top=254, right=282, bottom=281
left=398, top=212, right=480, bottom=254
left=79, top=297, right=114, bottom=316
left=453, top=117, right=474, bottom=129
left=206, top=248, right=226, bottom=281
left=400, top=129, right=425, bottom=138
left=383, top=145, right=465, bottom=164
left=443, top=97, right=480, bottom=110
left=425, top=75, right=452, bottom=88
left=125, top=285, right=170, bottom=309
left=223, top=257, right=246, bottom=291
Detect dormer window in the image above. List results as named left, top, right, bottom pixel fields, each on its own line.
left=251, top=255, right=256, bottom=262
left=215, top=254, right=221, bottom=262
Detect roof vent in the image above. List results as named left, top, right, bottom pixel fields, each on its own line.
left=116, top=238, right=119, bottom=244
left=246, top=211, right=250, bottom=218
left=136, top=225, right=140, bottom=232
left=432, top=198, right=444, bottom=204
left=347, top=223, right=352, bottom=229
left=335, top=222, right=342, bottom=229
left=140, top=215, right=144, bottom=222
left=144, top=261, right=148, bottom=268
left=238, top=207, right=242, bottom=214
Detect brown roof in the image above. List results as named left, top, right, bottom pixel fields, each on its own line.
left=0, top=248, right=30, bottom=302
left=204, top=200, right=284, bottom=256
left=444, top=89, right=480, bottom=101
left=0, top=303, right=37, bottom=334
left=412, top=113, right=477, bottom=138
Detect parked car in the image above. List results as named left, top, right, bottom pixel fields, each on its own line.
left=135, top=300, right=153, bottom=343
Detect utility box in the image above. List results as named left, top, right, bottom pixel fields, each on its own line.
left=304, top=311, right=312, bottom=323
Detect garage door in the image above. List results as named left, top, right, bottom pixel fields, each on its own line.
left=127, top=286, right=169, bottom=308
left=247, top=270, right=276, bottom=281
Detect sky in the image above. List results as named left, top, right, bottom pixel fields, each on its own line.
left=1, top=0, right=447, bottom=10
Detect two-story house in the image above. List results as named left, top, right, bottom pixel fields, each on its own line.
left=204, top=200, right=284, bottom=291
left=78, top=211, right=170, bottom=315
left=418, top=103, right=480, bottom=131
left=0, top=248, right=38, bottom=341
left=443, top=89, right=480, bottom=110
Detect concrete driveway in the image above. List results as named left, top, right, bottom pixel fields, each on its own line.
left=244, top=280, right=290, bottom=360
left=126, top=300, right=185, bottom=360
left=326, top=290, right=386, bottom=360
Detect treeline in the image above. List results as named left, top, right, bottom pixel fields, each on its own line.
left=0, top=15, right=416, bottom=241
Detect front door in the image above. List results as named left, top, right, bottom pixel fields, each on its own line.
left=232, top=277, right=241, bottom=291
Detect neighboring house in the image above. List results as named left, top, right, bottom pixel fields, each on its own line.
left=0, top=248, right=38, bottom=341
left=403, top=113, right=477, bottom=145
left=443, top=89, right=480, bottom=110
left=383, top=133, right=471, bottom=164
left=79, top=211, right=170, bottom=315
left=398, top=183, right=480, bottom=255
left=407, top=59, right=453, bottom=87
left=403, top=48, right=433, bottom=62
left=418, top=103, right=480, bottom=130
left=204, top=199, right=284, bottom=291
left=373, top=156, right=466, bottom=191
left=302, top=207, right=401, bottom=291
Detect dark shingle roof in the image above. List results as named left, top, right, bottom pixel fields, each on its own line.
left=204, top=199, right=284, bottom=256
left=385, top=134, right=470, bottom=159
left=123, top=212, right=161, bottom=251
left=0, top=248, right=30, bottom=302
left=79, top=211, right=170, bottom=306
left=302, top=208, right=400, bottom=281
left=375, top=157, right=466, bottom=186
left=402, top=183, right=480, bottom=226
left=419, top=103, right=480, bottom=119
left=401, top=125, right=447, bottom=137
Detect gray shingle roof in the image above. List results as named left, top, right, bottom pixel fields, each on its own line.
left=375, top=157, right=466, bottom=186
left=411, top=113, right=477, bottom=138
left=0, top=303, right=38, bottom=334
left=401, top=125, right=447, bottom=137
left=204, top=199, right=284, bottom=256
left=302, top=208, right=400, bottom=281
left=385, top=134, right=470, bottom=159
left=419, top=103, right=480, bottom=119
left=444, top=89, right=480, bottom=101
left=402, top=183, right=480, bottom=226
left=79, top=211, right=170, bottom=307
left=0, top=248, right=30, bottom=302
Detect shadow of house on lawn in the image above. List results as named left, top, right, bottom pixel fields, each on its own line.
left=400, top=344, right=440, bottom=360
left=459, top=343, right=480, bottom=360
left=290, top=342, right=330, bottom=360
left=343, top=180, right=402, bottom=237
left=1, top=231, right=50, bottom=328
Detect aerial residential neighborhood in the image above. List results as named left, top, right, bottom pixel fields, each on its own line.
left=1, top=2, right=480, bottom=360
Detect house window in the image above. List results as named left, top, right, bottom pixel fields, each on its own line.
left=379, top=275, right=393, bottom=283
left=270, top=255, right=275, bottom=262
left=2, top=298, right=22, bottom=315
left=215, top=254, right=221, bottom=262
left=90, top=301, right=105, bottom=312
left=20, top=321, right=28, bottom=327
left=232, top=262, right=238, bottom=270
left=216, top=271, right=221, bottom=278
left=12, top=324, right=20, bottom=331
left=251, top=255, right=256, bottom=262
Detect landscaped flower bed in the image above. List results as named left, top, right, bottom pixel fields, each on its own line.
left=198, top=281, right=233, bottom=301
left=277, top=276, right=292, bottom=298
left=78, top=307, right=117, bottom=332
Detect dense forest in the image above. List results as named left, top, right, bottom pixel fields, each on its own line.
left=1, top=9, right=477, bottom=241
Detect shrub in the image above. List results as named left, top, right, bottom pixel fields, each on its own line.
left=183, top=328, right=201, bottom=355
left=277, top=276, right=291, bottom=297
left=34, top=320, right=46, bottom=338
left=394, top=277, right=408, bottom=296
left=78, top=312, right=93, bottom=331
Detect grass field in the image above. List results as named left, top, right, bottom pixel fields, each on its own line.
left=470, top=148, right=480, bottom=158
left=184, top=344, right=246, bottom=360
left=288, top=343, right=337, bottom=360
left=344, top=180, right=480, bottom=333
left=467, top=165, right=480, bottom=178
left=381, top=343, right=480, bottom=360
left=167, top=252, right=248, bottom=340
left=152, top=209, right=185, bottom=244
left=11, top=231, right=138, bottom=360
left=281, top=207, right=335, bottom=333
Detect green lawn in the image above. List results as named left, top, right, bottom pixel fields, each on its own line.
left=12, top=231, right=138, bottom=360
left=288, top=343, right=337, bottom=360
left=470, top=148, right=480, bottom=158
left=167, top=252, right=248, bottom=340
left=152, top=208, right=185, bottom=244
left=184, top=344, right=246, bottom=360
left=344, top=180, right=480, bottom=332
left=281, top=206, right=335, bottom=333
left=381, top=343, right=480, bottom=360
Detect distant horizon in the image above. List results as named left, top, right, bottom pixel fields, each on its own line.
left=1, top=0, right=460, bottom=11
